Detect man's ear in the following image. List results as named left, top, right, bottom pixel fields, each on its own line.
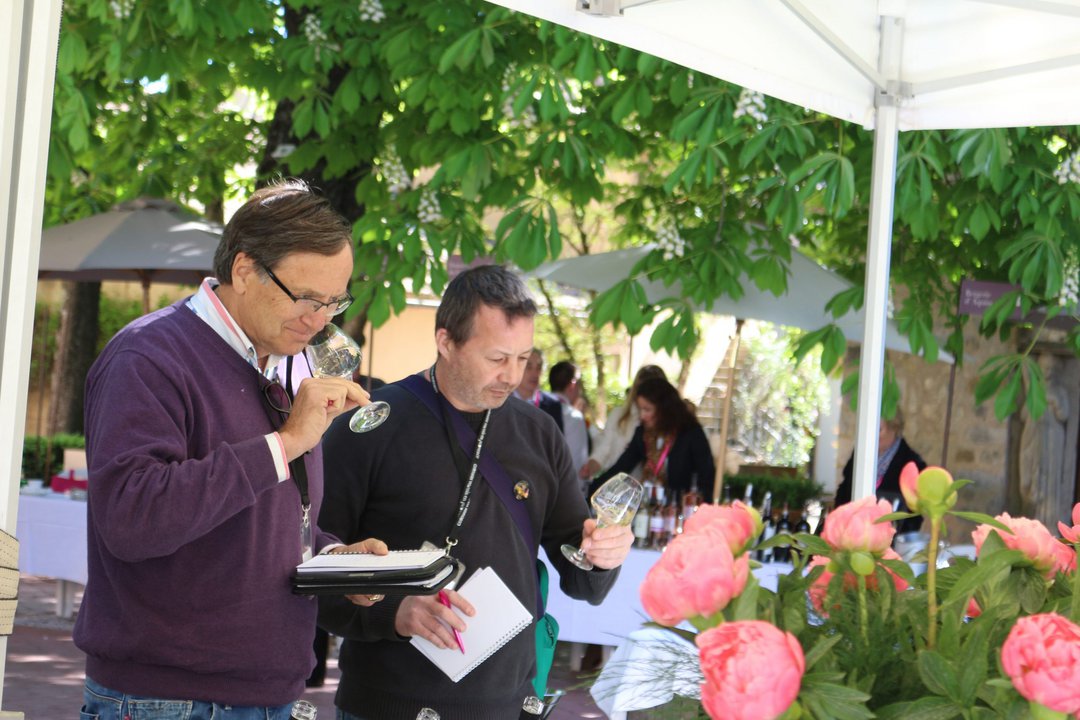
left=231, top=252, right=258, bottom=295
left=435, top=328, right=453, bottom=360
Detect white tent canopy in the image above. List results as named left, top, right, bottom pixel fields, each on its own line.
left=529, top=243, right=953, bottom=360
left=486, top=0, right=1080, bottom=502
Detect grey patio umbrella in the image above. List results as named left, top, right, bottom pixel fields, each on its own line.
left=38, top=197, right=222, bottom=313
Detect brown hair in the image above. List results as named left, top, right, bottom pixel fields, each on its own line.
left=435, top=265, right=537, bottom=345
left=636, top=376, right=698, bottom=436
left=618, top=364, right=668, bottom=431
left=213, top=179, right=352, bottom=282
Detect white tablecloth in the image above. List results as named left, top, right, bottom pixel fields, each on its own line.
left=590, top=627, right=701, bottom=719
left=541, top=546, right=791, bottom=646
left=16, top=492, right=88, bottom=617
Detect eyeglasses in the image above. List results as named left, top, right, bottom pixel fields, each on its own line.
left=262, top=265, right=354, bottom=317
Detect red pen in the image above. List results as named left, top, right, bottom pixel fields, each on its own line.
left=437, top=590, right=466, bottom=654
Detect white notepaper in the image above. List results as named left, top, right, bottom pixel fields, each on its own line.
left=295, top=549, right=446, bottom=574
left=410, top=566, right=533, bottom=682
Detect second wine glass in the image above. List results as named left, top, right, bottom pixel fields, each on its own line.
left=304, top=323, right=390, bottom=433
left=561, top=472, right=644, bottom=571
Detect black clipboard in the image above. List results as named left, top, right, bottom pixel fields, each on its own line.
left=291, top=555, right=461, bottom=596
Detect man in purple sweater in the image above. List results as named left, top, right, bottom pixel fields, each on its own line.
left=75, top=180, right=385, bottom=718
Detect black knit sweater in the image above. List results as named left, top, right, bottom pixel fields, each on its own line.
left=318, top=376, right=618, bottom=719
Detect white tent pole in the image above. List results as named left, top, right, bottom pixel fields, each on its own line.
left=0, top=0, right=63, bottom=708
left=852, top=13, right=902, bottom=502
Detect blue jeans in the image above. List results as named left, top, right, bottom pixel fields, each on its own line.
left=81, top=677, right=295, bottom=720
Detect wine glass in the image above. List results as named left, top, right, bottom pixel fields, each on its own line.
left=561, top=473, right=644, bottom=571
left=304, top=323, right=391, bottom=433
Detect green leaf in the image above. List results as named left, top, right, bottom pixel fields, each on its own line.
left=918, top=650, right=959, bottom=699
left=947, top=511, right=1011, bottom=532
left=941, top=548, right=1027, bottom=612
left=875, top=696, right=962, bottom=720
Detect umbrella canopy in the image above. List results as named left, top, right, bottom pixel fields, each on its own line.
left=487, top=0, right=1080, bottom=501
left=529, top=244, right=953, bottom=360
left=38, top=197, right=222, bottom=311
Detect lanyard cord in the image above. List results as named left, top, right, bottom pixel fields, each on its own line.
left=283, top=356, right=309, bottom=509
left=431, top=363, right=491, bottom=551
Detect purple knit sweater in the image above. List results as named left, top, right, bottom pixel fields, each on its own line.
left=73, top=300, right=333, bottom=705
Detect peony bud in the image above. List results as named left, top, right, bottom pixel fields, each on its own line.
left=915, top=466, right=957, bottom=514
left=899, top=462, right=920, bottom=512
left=849, top=551, right=876, bottom=577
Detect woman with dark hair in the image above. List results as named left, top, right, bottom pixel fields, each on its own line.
left=579, top=364, right=668, bottom=480
left=589, top=377, right=715, bottom=501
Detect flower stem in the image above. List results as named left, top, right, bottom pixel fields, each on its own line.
left=1070, top=545, right=1080, bottom=623
left=857, top=573, right=869, bottom=648
left=927, top=518, right=940, bottom=649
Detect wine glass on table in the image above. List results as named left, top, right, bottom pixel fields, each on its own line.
left=304, top=323, right=390, bottom=433
left=561, top=472, right=644, bottom=571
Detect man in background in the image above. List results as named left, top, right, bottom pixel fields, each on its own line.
left=549, top=360, right=590, bottom=486
left=515, top=347, right=564, bottom=431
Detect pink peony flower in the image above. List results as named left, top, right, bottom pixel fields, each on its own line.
left=807, top=549, right=909, bottom=616
left=1001, top=613, right=1080, bottom=715
left=682, top=500, right=761, bottom=555
left=697, top=620, right=805, bottom=720
left=640, top=531, right=750, bottom=626
left=821, top=496, right=896, bottom=555
left=973, top=513, right=1074, bottom=578
left=1057, top=503, right=1080, bottom=544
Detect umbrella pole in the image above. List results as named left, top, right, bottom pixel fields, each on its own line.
left=141, top=278, right=151, bottom=315
left=712, top=319, right=743, bottom=503
left=852, top=14, right=902, bottom=502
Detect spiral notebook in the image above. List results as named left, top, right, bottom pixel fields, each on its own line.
left=410, top=566, right=533, bottom=682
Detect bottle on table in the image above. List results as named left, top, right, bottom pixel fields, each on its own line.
left=682, top=474, right=702, bottom=521
left=756, top=491, right=774, bottom=562
left=648, top=486, right=666, bottom=549
left=631, top=487, right=651, bottom=549
left=741, top=483, right=754, bottom=508
left=661, top=491, right=679, bottom=547
left=773, top=503, right=792, bottom=562
left=721, top=483, right=732, bottom=504
left=795, top=503, right=812, bottom=535
left=291, top=700, right=317, bottom=720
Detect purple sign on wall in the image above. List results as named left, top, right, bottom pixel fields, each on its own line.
left=958, top=279, right=1021, bottom=319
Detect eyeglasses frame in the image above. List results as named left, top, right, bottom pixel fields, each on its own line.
left=261, top=264, right=354, bottom=317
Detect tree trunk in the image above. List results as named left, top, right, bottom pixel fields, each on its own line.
left=47, top=282, right=101, bottom=435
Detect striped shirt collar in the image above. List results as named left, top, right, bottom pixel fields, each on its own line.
left=187, top=278, right=284, bottom=380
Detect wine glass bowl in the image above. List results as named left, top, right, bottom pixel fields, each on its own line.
left=561, top=473, right=643, bottom=571
left=303, top=323, right=390, bottom=433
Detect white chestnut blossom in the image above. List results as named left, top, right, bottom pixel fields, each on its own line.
left=358, top=0, right=386, bottom=23
left=733, top=88, right=768, bottom=124
left=656, top=220, right=686, bottom=261
left=1054, top=148, right=1080, bottom=185
left=379, top=147, right=411, bottom=198
left=417, top=187, right=443, bottom=224
left=110, top=0, right=134, bottom=20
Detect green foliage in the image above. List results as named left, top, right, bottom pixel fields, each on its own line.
left=723, top=473, right=823, bottom=510
left=48, top=0, right=1080, bottom=425
left=21, top=433, right=85, bottom=481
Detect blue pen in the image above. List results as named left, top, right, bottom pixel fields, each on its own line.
left=437, top=590, right=466, bottom=654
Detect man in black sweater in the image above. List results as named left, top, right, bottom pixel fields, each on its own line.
left=319, top=265, right=633, bottom=719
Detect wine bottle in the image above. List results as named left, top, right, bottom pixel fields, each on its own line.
left=742, top=483, right=754, bottom=508
left=661, top=491, right=679, bottom=547
left=795, top=504, right=811, bottom=535
left=682, top=473, right=702, bottom=520
left=757, top=491, right=774, bottom=562
left=631, top=485, right=651, bottom=548
left=648, top=486, right=666, bottom=549
left=773, top=503, right=792, bottom=563
left=721, top=483, right=732, bottom=504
